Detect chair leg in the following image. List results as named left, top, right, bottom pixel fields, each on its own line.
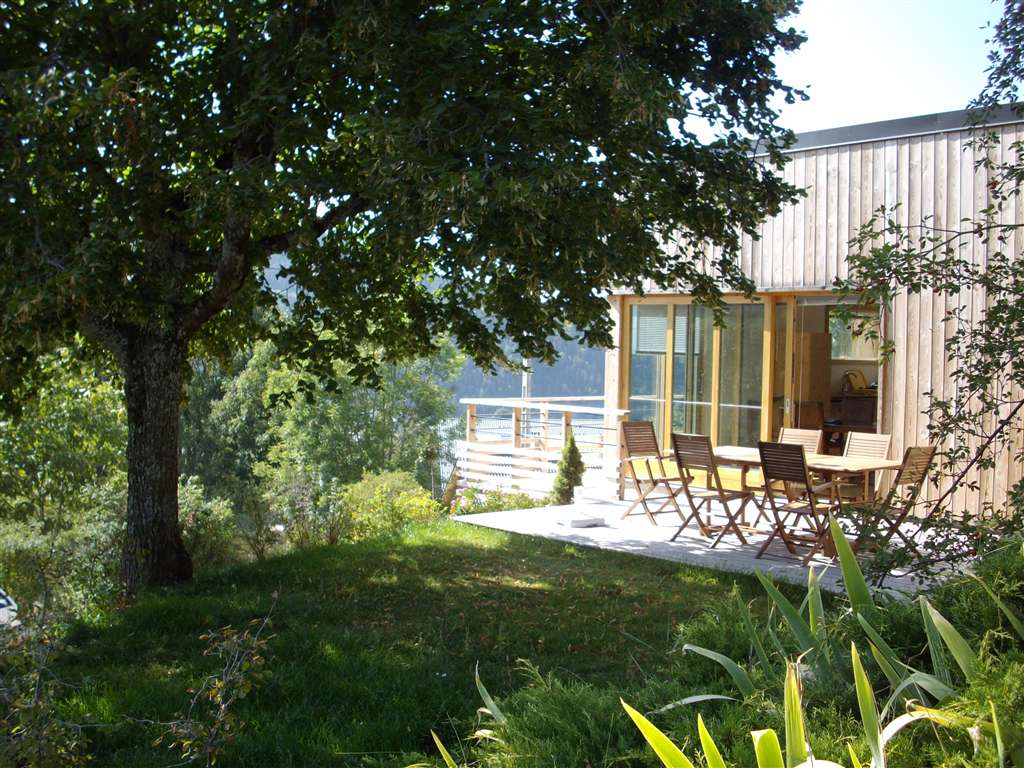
left=670, top=496, right=709, bottom=542
left=710, top=496, right=749, bottom=549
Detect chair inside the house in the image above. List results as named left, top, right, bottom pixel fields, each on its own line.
left=756, top=440, right=843, bottom=564
left=620, top=420, right=684, bottom=525
left=669, top=433, right=753, bottom=547
left=854, top=445, right=936, bottom=556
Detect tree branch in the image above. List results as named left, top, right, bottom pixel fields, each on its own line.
left=924, top=397, right=1024, bottom=519
left=254, top=196, right=370, bottom=255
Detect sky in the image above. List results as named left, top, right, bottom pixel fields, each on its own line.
left=772, top=0, right=1004, bottom=134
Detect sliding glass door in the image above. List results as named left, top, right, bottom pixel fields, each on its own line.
left=716, top=304, right=764, bottom=447
left=626, top=299, right=766, bottom=448
left=628, top=305, right=667, bottom=442
left=672, top=305, right=714, bottom=436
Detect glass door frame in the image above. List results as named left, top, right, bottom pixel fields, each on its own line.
left=621, top=294, right=785, bottom=447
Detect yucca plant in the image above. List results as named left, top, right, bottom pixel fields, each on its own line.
left=623, top=654, right=1000, bottom=768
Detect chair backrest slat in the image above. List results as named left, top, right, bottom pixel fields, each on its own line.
left=892, top=446, right=936, bottom=488
left=622, top=421, right=661, bottom=457
left=671, top=432, right=715, bottom=472
left=758, top=441, right=812, bottom=486
left=778, top=427, right=823, bottom=455
left=844, top=432, right=892, bottom=460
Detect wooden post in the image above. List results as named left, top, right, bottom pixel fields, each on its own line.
left=512, top=407, right=522, bottom=448
left=541, top=406, right=550, bottom=450
left=466, top=404, right=477, bottom=442
left=561, top=410, right=573, bottom=446
left=617, top=415, right=627, bottom=500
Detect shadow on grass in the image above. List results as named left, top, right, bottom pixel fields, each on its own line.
left=58, top=521, right=774, bottom=767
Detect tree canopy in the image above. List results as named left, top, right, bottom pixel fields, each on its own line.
left=0, top=1, right=805, bottom=588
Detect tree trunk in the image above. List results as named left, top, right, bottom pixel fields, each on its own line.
left=121, top=332, right=193, bottom=593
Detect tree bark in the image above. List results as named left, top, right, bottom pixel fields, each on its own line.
left=121, top=332, right=193, bottom=593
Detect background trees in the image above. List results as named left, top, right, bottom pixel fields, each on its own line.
left=1, top=0, right=805, bottom=589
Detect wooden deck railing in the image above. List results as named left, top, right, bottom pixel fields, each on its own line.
left=457, top=397, right=628, bottom=499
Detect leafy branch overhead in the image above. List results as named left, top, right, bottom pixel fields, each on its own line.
left=0, top=1, right=806, bottom=388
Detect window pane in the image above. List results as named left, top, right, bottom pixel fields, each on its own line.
left=629, top=305, right=667, bottom=443
left=717, top=304, right=764, bottom=447
left=672, top=305, right=713, bottom=435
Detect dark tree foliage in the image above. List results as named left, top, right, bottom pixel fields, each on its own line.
left=0, top=1, right=804, bottom=590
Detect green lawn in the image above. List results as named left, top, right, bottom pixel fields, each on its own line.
left=58, top=520, right=772, bottom=767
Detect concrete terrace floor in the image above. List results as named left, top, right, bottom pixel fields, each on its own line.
left=454, top=497, right=925, bottom=595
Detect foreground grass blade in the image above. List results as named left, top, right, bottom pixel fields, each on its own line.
left=783, top=663, right=809, bottom=768
left=920, top=596, right=953, bottom=687
left=682, top=644, right=756, bottom=697
left=828, top=514, right=879, bottom=623
left=475, top=662, right=506, bottom=723
left=922, top=597, right=978, bottom=681
left=973, top=576, right=1024, bottom=643
left=881, top=671, right=956, bottom=720
left=856, top=614, right=904, bottom=685
left=739, top=595, right=775, bottom=678
left=751, top=729, right=784, bottom=768
left=621, top=700, right=697, bottom=768
left=851, top=643, right=884, bottom=768
left=847, top=744, right=865, bottom=768
left=648, top=694, right=737, bottom=716
left=755, top=570, right=815, bottom=653
left=992, top=701, right=1005, bottom=768
left=697, top=715, right=727, bottom=768
left=431, top=731, right=459, bottom=768
left=807, top=568, right=825, bottom=639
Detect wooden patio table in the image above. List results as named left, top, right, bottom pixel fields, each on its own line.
left=712, top=446, right=904, bottom=541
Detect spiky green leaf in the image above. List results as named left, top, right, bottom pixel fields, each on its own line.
left=621, top=700, right=697, bottom=768
left=682, top=644, right=756, bottom=697
left=851, top=643, right=884, bottom=768
left=784, top=663, right=809, bottom=768
left=697, top=715, right=727, bottom=768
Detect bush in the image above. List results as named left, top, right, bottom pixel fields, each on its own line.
left=456, top=487, right=546, bottom=513
left=329, top=471, right=441, bottom=542
left=178, top=476, right=239, bottom=572
left=0, top=472, right=126, bottom=619
left=549, top=433, right=585, bottom=505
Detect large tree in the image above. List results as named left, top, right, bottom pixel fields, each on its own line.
left=0, top=1, right=804, bottom=591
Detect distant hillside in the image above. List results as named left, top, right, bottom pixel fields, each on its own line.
left=453, top=337, right=606, bottom=413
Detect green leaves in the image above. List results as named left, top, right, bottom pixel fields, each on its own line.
left=681, top=644, right=755, bottom=698
left=754, top=570, right=815, bottom=655
left=851, top=643, right=884, bottom=768
left=783, top=664, right=808, bottom=768
left=621, top=700, right=696, bottom=768
left=920, top=597, right=979, bottom=681
left=474, top=663, right=506, bottom=724
left=828, top=514, right=878, bottom=624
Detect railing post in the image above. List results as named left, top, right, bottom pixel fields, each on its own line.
left=561, top=410, right=573, bottom=445
left=617, top=416, right=627, bottom=500
left=466, top=404, right=477, bottom=442
left=541, top=407, right=550, bottom=450
left=512, top=407, right=522, bottom=447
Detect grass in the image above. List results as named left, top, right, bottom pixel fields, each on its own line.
left=57, top=520, right=776, bottom=767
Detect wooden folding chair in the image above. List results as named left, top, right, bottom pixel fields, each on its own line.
left=855, top=446, right=936, bottom=556
left=756, top=441, right=843, bottom=565
left=748, top=427, right=825, bottom=525
left=669, top=433, right=753, bottom=546
left=620, top=421, right=684, bottom=525
left=836, top=432, right=892, bottom=502
left=779, top=427, right=823, bottom=454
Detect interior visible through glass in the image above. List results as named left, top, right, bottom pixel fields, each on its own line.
left=672, top=304, right=713, bottom=436
left=717, top=304, right=764, bottom=447
left=628, top=304, right=667, bottom=444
